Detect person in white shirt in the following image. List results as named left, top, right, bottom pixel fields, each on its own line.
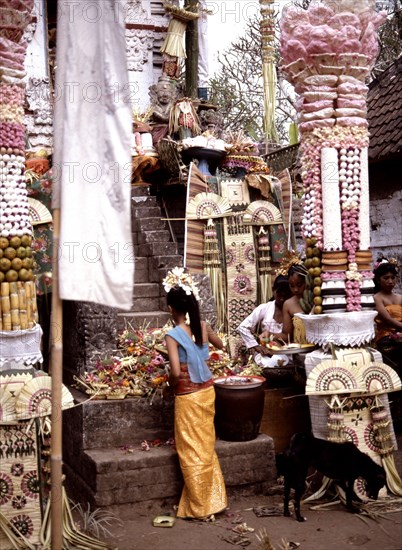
left=238, top=275, right=291, bottom=367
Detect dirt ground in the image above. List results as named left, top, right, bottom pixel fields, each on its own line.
left=98, top=434, right=402, bottom=550
left=101, top=493, right=402, bottom=550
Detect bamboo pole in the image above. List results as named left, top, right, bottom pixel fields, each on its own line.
left=184, top=1, right=199, bottom=98
left=50, top=206, right=63, bottom=549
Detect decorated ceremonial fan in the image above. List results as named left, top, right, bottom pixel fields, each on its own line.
left=0, top=388, right=17, bottom=422
left=360, top=362, right=401, bottom=394
left=15, top=375, right=74, bottom=419
left=306, top=360, right=361, bottom=395
left=186, top=192, right=232, bottom=220
left=242, top=200, right=282, bottom=225
left=0, top=373, right=33, bottom=422
left=28, top=197, right=52, bottom=225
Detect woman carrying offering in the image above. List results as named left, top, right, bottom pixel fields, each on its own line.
left=163, top=268, right=227, bottom=520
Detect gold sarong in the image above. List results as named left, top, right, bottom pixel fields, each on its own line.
left=175, top=386, right=227, bottom=518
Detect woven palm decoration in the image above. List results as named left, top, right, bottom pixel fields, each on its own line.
left=243, top=200, right=282, bottom=225
left=187, top=192, right=232, bottom=220
left=203, top=219, right=225, bottom=328
left=0, top=373, right=33, bottom=423
left=306, top=360, right=361, bottom=395
left=28, top=198, right=52, bottom=225
left=256, top=226, right=272, bottom=303
left=361, top=362, right=401, bottom=394
left=0, top=389, right=16, bottom=422
left=326, top=394, right=348, bottom=444
left=15, top=376, right=74, bottom=419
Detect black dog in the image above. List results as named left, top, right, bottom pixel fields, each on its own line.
left=278, top=433, right=386, bottom=522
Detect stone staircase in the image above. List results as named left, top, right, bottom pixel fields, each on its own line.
left=63, top=390, right=276, bottom=513
left=62, top=186, right=278, bottom=513
left=117, top=185, right=183, bottom=329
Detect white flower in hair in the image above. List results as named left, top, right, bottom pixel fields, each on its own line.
left=162, top=267, right=201, bottom=302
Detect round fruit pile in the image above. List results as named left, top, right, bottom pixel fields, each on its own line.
left=0, top=235, right=34, bottom=283
left=304, top=236, right=322, bottom=314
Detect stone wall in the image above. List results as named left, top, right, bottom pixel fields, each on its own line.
left=369, top=158, right=402, bottom=290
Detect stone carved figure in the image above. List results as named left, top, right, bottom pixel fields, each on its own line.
left=149, top=76, right=178, bottom=144
left=199, top=108, right=224, bottom=136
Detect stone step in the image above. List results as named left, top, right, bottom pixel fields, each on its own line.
left=117, top=311, right=171, bottom=328
left=132, top=216, right=167, bottom=232
left=137, top=229, right=171, bottom=245
left=137, top=241, right=179, bottom=258
left=133, top=256, right=149, bottom=283
left=64, top=435, right=275, bottom=509
left=148, top=255, right=183, bottom=282
left=132, top=206, right=161, bottom=219
left=131, top=296, right=160, bottom=312
left=131, top=196, right=158, bottom=209
left=133, top=282, right=160, bottom=298
left=131, top=185, right=151, bottom=198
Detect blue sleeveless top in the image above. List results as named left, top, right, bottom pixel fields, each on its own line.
left=167, top=326, right=211, bottom=383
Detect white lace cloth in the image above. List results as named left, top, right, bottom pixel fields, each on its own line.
left=295, top=311, right=377, bottom=347
left=0, top=325, right=43, bottom=369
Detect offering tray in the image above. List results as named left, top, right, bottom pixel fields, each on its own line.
left=263, top=343, right=316, bottom=356
left=213, top=375, right=265, bottom=389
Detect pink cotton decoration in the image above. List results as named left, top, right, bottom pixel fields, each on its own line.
left=343, top=25, right=362, bottom=41
left=338, top=82, right=367, bottom=94
left=338, top=40, right=363, bottom=54
left=307, top=4, right=334, bottom=25
left=336, top=117, right=368, bottom=127
left=303, top=100, right=334, bottom=113
left=337, top=98, right=366, bottom=109
left=284, top=40, right=308, bottom=64
left=306, top=40, right=332, bottom=55
left=310, top=25, right=337, bottom=42
left=299, top=119, right=335, bottom=133
left=328, top=12, right=360, bottom=29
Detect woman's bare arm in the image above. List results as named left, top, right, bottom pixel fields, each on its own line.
left=374, top=294, right=402, bottom=330
left=165, top=335, right=181, bottom=386
left=205, top=322, right=224, bottom=350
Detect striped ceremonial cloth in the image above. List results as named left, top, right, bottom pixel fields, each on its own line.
left=184, top=163, right=208, bottom=273
left=223, top=214, right=257, bottom=356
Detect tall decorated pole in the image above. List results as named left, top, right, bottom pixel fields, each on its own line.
left=280, top=1, right=402, bottom=498
left=259, top=0, right=279, bottom=149
left=0, top=1, right=37, bottom=331
left=280, top=0, right=387, bottom=318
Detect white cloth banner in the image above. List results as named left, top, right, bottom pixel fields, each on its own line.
left=53, top=0, right=134, bottom=310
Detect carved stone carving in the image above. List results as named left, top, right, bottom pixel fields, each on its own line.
left=123, top=0, right=152, bottom=25
left=125, top=29, right=154, bottom=71
left=62, top=301, right=118, bottom=383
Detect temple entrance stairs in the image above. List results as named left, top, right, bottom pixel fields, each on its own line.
left=117, top=185, right=183, bottom=329
left=62, top=185, right=278, bottom=513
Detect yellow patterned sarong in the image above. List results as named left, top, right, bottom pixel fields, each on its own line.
left=175, top=386, right=227, bottom=518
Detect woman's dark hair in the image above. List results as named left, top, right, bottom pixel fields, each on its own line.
left=288, top=264, right=308, bottom=279
left=273, top=275, right=289, bottom=290
left=167, top=286, right=203, bottom=346
left=373, top=262, right=398, bottom=292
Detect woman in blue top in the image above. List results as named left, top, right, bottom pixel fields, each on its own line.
left=164, top=276, right=227, bottom=520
